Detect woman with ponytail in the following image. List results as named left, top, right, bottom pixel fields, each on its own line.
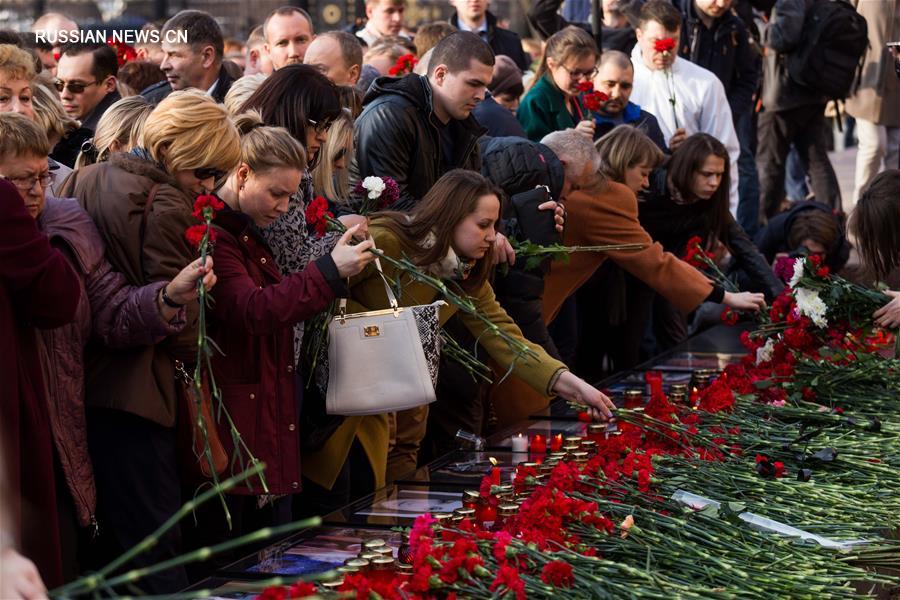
left=206, top=111, right=376, bottom=531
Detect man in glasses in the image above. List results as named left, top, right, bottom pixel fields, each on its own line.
left=56, top=42, right=120, bottom=133
left=142, top=10, right=235, bottom=105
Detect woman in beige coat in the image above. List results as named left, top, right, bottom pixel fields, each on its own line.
left=846, top=0, right=900, bottom=207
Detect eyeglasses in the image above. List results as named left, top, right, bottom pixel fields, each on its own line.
left=54, top=79, right=101, bottom=94
left=307, top=118, right=333, bottom=135
left=194, top=167, right=227, bottom=181
left=3, top=172, right=54, bottom=192
left=560, top=65, right=598, bottom=80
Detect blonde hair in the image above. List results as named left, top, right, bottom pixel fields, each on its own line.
left=0, top=112, right=51, bottom=160
left=75, top=95, right=153, bottom=169
left=142, top=89, right=241, bottom=174
left=224, top=74, right=267, bottom=116
left=30, top=77, right=79, bottom=146
left=311, top=109, right=353, bottom=203
left=232, top=110, right=307, bottom=174
left=0, top=44, right=37, bottom=82
left=533, top=26, right=598, bottom=86
left=595, top=125, right=665, bottom=183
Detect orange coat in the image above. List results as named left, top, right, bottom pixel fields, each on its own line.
left=491, top=181, right=714, bottom=425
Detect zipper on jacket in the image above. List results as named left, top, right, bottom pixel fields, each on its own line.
left=90, top=514, right=99, bottom=538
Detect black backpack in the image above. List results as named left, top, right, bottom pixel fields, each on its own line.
left=785, top=0, right=868, bottom=99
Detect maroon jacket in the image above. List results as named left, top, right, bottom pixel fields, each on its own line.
left=36, top=196, right=186, bottom=527
left=0, top=181, right=80, bottom=586
left=209, top=208, right=346, bottom=495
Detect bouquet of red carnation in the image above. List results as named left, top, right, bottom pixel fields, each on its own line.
left=304, top=195, right=337, bottom=237
left=389, top=53, right=418, bottom=76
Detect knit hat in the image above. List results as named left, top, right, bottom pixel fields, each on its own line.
left=489, top=55, right=524, bottom=98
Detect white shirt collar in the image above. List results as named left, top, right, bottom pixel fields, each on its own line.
left=457, top=18, right=488, bottom=35
left=206, top=79, right=219, bottom=97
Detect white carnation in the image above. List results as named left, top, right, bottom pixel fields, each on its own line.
left=794, top=287, right=828, bottom=328
left=755, top=337, right=776, bottom=365
left=788, top=257, right=805, bottom=289
left=362, top=176, right=386, bottom=199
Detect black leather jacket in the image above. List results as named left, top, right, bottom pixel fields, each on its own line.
left=351, top=74, right=485, bottom=211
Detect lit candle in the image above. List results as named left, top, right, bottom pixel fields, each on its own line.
left=511, top=433, right=528, bottom=453
left=529, top=434, right=546, bottom=453
left=549, top=433, right=564, bottom=452
left=690, top=387, right=700, bottom=407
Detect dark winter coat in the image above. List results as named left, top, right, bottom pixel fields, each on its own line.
left=676, top=0, right=761, bottom=118
left=60, top=151, right=200, bottom=427
left=753, top=201, right=850, bottom=272
left=140, top=65, right=235, bottom=105
left=351, top=74, right=486, bottom=211
left=449, top=11, right=531, bottom=72
left=472, top=92, right=527, bottom=138
left=36, top=196, right=185, bottom=527
left=761, top=0, right=829, bottom=111
left=208, top=207, right=346, bottom=494
left=480, top=136, right=566, bottom=359
left=0, top=180, right=81, bottom=587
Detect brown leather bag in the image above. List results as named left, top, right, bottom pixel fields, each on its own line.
left=175, top=360, right=228, bottom=478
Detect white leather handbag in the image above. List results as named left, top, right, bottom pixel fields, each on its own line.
left=324, top=255, right=445, bottom=416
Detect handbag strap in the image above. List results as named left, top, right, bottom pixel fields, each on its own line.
left=338, top=238, right=398, bottom=320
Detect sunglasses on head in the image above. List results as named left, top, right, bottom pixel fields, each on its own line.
left=194, top=167, right=227, bottom=181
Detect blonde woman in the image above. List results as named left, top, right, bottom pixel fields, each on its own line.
left=517, top=26, right=599, bottom=142
left=28, top=78, right=82, bottom=192
left=0, top=44, right=35, bottom=119
left=223, top=73, right=267, bottom=116
left=311, top=109, right=353, bottom=206
left=58, top=89, right=241, bottom=595
left=74, top=95, right=153, bottom=169
left=595, top=124, right=666, bottom=195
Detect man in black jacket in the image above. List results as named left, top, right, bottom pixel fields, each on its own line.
left=449, top=0, right=530, bottom=71
left=675, top=0, right=761, bottom=234
left=140, top=10, right=235, bottom=105
left=351, top=31, right=493, bottom=212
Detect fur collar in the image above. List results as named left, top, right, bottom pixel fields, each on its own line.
left=108, top=151, right=176, bottom=185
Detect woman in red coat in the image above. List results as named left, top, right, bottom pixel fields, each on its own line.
left=207, top=113, right=375, bottom=532
left=0, top=178, right=80, bottom=587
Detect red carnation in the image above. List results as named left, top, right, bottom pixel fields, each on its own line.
left=185, top=224, right=216, bottom=249
left=304, top=195, right=333, bottom=237
left=654, top=37, right=676, bottom=53
left=490, top=564, right=526, bottom=600
left=541, top=560, right=575, bottom=588
left=192, top=194, right=225, bottom=221
left=107, top=38, right=137, bottom=67
left=389, top=53, right=418, bottom=76
left=287, top=582, right=317, bottom=598
left=720, top=307, right=740, bottom=326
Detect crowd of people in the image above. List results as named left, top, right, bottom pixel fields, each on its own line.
left=2, top=0, right=900, bottom=596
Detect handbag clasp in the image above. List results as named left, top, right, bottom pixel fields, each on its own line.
left=364, top=325, right=381, bottom=337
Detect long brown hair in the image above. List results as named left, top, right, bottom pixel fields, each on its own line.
left=375, top=169, right=502, bottom=292
left=667, top=133, right=731, bottom=244
left=849, top=169, right=900, bottom=279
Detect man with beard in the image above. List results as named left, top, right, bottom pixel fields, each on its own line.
left=264, top=7, right=316, bottom=69
left=591, top=50, right=667, bottom=150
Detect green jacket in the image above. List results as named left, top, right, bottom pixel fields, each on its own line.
left=301, top=221, right=565, bottom=491
left=517, top=74, right=585, bottom=142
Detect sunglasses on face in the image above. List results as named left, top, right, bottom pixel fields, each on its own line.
left=194, top=167, right=227, bottom=181
left=54, top=79, right=100, bottom=94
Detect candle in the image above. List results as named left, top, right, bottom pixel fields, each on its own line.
left=490, top=466, right=501, bottom=486
left=511, top=433, right=528, bottom=453
left=529, top=434, right=546, bottom=453
left=690, top=387, right=700, bottom=407
left=549, top=433, right=564, bottom=452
